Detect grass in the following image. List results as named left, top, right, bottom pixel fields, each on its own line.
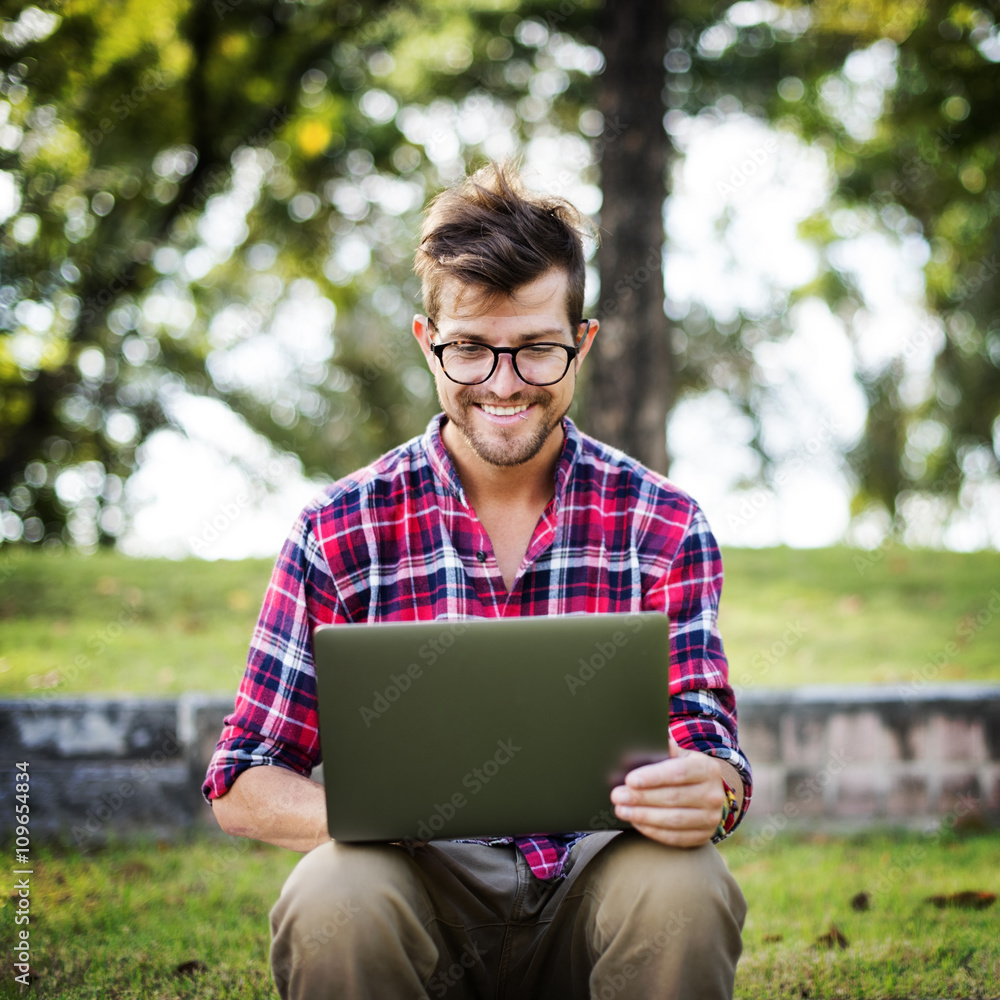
left=0, top=834, right=295, bottom=1000
left=1, top=829, right=996, bottom=999
left=720, top=545, right=1000, bottom=689
left=731, top=829, right=1000, bottom=999
left=1, top=546, right=997, bottom=997
left=0, top=545, right=998, bottom=697
left=0, top=549, right=272, bottom=698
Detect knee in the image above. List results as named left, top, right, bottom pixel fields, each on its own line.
left=591, top=836, right=746, bottom=941
left=584, top=837, right=746, bottom=999
left=271, top=841, right=422, bottom=942
left=270, top=842, right=433, bottom=990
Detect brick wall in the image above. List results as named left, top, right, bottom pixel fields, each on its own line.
left=1, top=686, right=998, bottom=845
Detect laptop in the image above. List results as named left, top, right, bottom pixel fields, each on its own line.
left=312, top=612, right=672, bottom=842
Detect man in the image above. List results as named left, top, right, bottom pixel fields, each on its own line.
left=205, top=162, right=751, bottom=1000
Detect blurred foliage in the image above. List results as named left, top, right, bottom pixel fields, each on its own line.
left=0, top=0, right=603, bottom=547
left=671, top=0, right=1000, bottom=533
left=0, top=0, right=998, bottom=549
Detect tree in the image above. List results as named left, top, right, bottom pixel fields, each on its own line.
left=3, top=0, right=998, bottom=552
left=674, top=0, right=1000, bottom=537
left=0, top=0, right=603, bottom=548
left=588, top=0, right=671, bottom=474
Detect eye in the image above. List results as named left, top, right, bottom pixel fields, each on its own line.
left=447, top=343, right=491, bottom=358
left=521, top=344, right=561, bottom=358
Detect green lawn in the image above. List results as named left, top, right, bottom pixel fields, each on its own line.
left=1, top=545, right=998, bottom=697
left=2, top=545, right=998, bottom=998
left=732, top=829, right=1000, bottom=999
left=1, top=829, right=996, bottom=999
left=720, top=545, right=1000, bottom=689
left=0, top=549, right=272, bottom=697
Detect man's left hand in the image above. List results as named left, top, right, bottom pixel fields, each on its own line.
left=610, top=739, right=727, bottom=848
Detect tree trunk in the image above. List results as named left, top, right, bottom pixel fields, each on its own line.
left=587, top=0, right=671, bottom=475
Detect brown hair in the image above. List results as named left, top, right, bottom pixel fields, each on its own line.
left=415, top=161, right=593, bottom=329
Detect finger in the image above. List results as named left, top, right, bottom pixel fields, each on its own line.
left=618, top=813, right=717, bottom=848
left=612, top=781, right=720, bottom=810
left=613, top=801, right=718, bottom=834
left=625, top=752, right=718, bottom=789
left=629, top=820, right=714, bottom=849
left=622, top=757, right=682, bottom=788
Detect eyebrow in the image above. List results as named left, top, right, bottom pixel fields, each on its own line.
left=430, top=322, right=573, bottom=343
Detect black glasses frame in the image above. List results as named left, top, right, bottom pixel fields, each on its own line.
left=427, top=319, right=589, bottom=387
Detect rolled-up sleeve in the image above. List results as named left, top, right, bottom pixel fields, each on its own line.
left=643, top=504, right=753, bottom=831
left=202, top=508, right=342, bottom=803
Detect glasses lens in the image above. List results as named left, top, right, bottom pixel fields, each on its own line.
left=440, top=344, right=496, bottom=384
left=513, top=345, right=571, bottom=385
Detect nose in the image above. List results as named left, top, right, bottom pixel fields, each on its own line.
left=484, top=351, right=526, bottom=396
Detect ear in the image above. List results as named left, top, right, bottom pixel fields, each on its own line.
left=574, top=318, right=599, bottom=365
left=412, top=315, right=434, bottom=364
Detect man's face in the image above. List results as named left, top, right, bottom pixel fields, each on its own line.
left=413, top=268, right=597, bottom=469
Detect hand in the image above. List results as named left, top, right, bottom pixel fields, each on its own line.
left=610, top=739, right=726, bottom=848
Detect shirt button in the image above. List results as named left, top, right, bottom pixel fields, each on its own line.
left=475, top=550, right=486, bottom=563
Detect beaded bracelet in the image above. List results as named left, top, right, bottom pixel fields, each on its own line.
left=713, top=780, right=740, bottom=843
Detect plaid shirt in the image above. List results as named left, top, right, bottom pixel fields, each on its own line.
left=204, top=414, right=752, bottom=879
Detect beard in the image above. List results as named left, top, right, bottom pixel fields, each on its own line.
left=442, top=388, right=569, bottom=467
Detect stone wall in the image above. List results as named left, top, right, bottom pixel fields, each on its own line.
left=738, top=685, right=1000, bottom=833
left=1, top=695, right=219, bottom=847
left=2, top=685, right=998, bottom=845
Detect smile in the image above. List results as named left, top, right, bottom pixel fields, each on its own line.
left=478, top=403, right=531, bottom=416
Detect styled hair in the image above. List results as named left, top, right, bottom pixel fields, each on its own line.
left=415, top=161, right=593, bottom=329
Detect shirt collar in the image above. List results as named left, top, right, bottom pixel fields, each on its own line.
left=421, top=413, right=581, bottom=512
left=423, top=414, right=468, bottom=504
left=552, top=415, right=580, bottom=512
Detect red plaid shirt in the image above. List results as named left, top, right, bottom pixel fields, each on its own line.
left=204, top=415, right=751, bottom=879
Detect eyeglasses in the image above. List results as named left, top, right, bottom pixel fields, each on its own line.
left=428, top=319, right=588, bottom=387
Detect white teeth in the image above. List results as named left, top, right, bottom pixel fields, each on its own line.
left=480, top=404, right=530, bottom=416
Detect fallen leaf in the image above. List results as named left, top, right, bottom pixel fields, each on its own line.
left=953, top=812, right=994, bottom=835
left=174, top=960, right=208, bottom=977
left=815, top=924, right=849, bottom=949
left=850, top=891, right=870, bottom=912
left=837, top=595, right=864, bottom=615
left=4, top=965, right=42, bottom=983
left=926, top=891, right=996, bottom=910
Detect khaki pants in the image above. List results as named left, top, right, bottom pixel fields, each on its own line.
left=270, top=831, right=746, bottom=1000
